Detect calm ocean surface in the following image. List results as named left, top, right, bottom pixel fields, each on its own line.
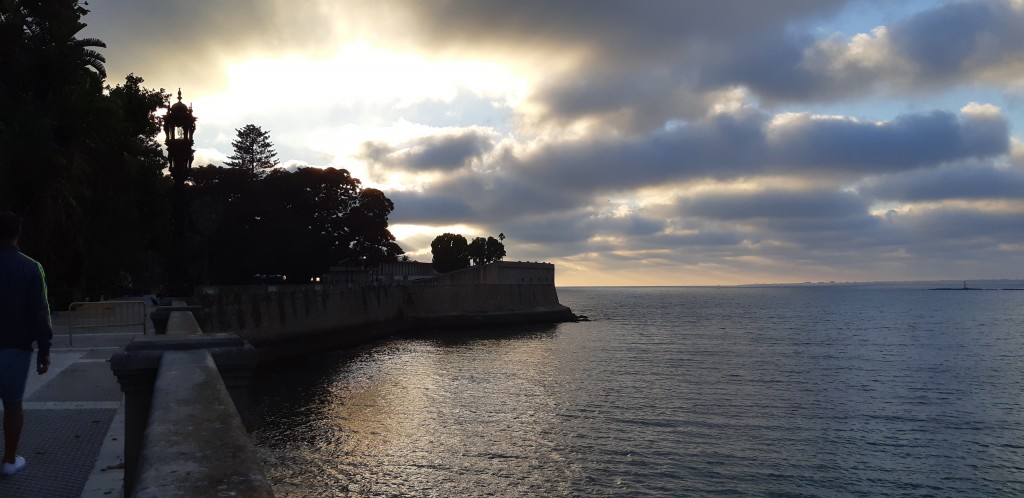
left=251, top=284, right=1024, bottom=497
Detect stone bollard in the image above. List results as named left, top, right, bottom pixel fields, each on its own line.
left=110, top=334, right=259, bottom=494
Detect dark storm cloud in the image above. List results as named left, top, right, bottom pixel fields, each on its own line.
left=859, top=164, right=1024, bottom=202
left=360, top=131, right=495, bottom=172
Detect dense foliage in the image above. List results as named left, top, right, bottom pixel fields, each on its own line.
left=431, top=233, right=505, bottom=273
left=431, top=233, right=469, bottom=273
left=188, top=164, right=404, bottom=284
left=0, top=0, right=171, bottom=305
left=468, top=236, right=506, bottom=266
left=0, top=0, right=403, bottom=301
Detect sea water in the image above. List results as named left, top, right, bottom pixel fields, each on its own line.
left=251, top=284, right=1024, bottom=496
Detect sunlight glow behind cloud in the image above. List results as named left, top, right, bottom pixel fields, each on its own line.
left=195, top=44, right=526, bottom=125
left=82, top=0, right=1024, bottom=285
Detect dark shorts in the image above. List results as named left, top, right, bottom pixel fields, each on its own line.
left=0, top=348, right=32, bottom=406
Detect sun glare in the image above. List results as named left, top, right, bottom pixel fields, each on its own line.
left=195, top=43, right=525, bottom=126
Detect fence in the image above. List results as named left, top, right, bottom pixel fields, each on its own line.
left=67, top=301, right=148, bottom=345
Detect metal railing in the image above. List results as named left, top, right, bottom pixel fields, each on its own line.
left=67, top=301, right=147, bottom=345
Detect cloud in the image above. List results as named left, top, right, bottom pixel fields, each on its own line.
left=890, top=205, right=1024, bottom=250
left=388, top=1, right=844, bottom=61
left=717, top=0, right=1024, bottom=102
left=83, top=0, right=340, bottom=93
left=359, top=130, right=496, bottom=172
left=78, top=0, right=1024, bottom=283
left=858, top=163, right=1024, bottom=202
left=765, top=107, right=1009, bottom=172
left=388, top=190, right=474, bottom=224
left=379, top=102, right=1013, bottom=266
left=505, top=106, right=1008, bottom=200
left=887, top=0, right=1024, bottom=86
left=361, top=1, right=846, bottom=131
left=677, top=188, right=869, bottom=221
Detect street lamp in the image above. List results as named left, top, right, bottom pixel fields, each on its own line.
left=163, top=89, right=196, bottom=296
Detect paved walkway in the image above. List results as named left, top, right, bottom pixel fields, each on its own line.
left=0, top=301, right=150, bottom=498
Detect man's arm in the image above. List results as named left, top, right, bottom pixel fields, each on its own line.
left=32, top=260, right=52, bottom=374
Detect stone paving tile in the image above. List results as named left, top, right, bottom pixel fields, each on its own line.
left=0, top=408, right=116, bottom=498
left=25, top=362, right=122, bottom=403
left=0, top=300, right=159, bottom=497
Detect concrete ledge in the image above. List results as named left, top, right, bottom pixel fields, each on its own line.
left=111, top=322, right=265, bottom=494
left=132, top=350, right=273, bottom=497
left=166, top=309, right=204, bottom=335
left=150, top=305, right=203, bottom=334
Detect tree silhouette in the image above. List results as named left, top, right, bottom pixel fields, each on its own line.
left=225, top=124, right=278, bottom=177
left=1, top=1, right=171, bottom=303
left=431, top=233, right=470, bottom=273
left=468, top=236, right=505, bottom=266
left=187, top=165, right=402, bottom=284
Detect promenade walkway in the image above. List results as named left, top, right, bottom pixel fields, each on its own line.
left=0, top=300, right=151, bottom=498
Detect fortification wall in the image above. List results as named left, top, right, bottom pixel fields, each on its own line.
left=193, top=262, right=573, bottom=361
left=415, top=261, right=555, bottom=286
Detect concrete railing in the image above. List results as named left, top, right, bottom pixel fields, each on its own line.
left=132, top=349, right=272, bottom=497
left=111, top=306, right=273, bottom=497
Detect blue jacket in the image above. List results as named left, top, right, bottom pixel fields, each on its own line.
left=0, top=247, right=52, bottom=357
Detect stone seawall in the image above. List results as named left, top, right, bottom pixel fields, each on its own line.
left=193, top=263, right=574, bottom=362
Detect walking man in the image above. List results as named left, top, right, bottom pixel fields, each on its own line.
left=0, top=212, right=52, bottom=476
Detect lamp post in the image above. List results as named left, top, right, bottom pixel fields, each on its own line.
left=163, top=89, right=196, bottom=297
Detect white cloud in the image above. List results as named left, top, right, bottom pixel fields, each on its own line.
left=81, top=0, right=1024, bottom=284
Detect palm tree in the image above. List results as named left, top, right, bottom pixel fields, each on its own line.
left=0, top=0, right=112, bottom=299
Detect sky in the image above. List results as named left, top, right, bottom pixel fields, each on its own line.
left=81, top=0, right=1024, bottom=286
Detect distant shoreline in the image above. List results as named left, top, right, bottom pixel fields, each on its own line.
left=558, top=280, right=1024, bottom=290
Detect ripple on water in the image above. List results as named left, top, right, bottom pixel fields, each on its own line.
left=252, top=285, right=1024, bottom=496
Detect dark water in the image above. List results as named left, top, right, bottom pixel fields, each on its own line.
left=251, top=284, right=1024, bottom=496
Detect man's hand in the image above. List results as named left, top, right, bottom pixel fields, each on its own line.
left=37, top=354, right=50, bottom=375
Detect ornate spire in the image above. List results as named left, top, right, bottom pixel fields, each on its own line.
left=177, top=88, right=183, bottom=103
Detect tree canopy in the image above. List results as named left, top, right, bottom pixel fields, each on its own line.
left=225, top=124, right=278, bottom=177
left=188, top=165, right=403, bottom=284
left=0, top=0, right=405, bottom=301
left=1, top=0, right=171, bottom=305
left=468, top=236, right=506, bottom=266
left=431, top=233, right=470, bottom=273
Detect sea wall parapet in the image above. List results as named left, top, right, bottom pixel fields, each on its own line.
left=193, top=262, right=574, bottom=361
left=110, top=333, right=267, bottom=495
